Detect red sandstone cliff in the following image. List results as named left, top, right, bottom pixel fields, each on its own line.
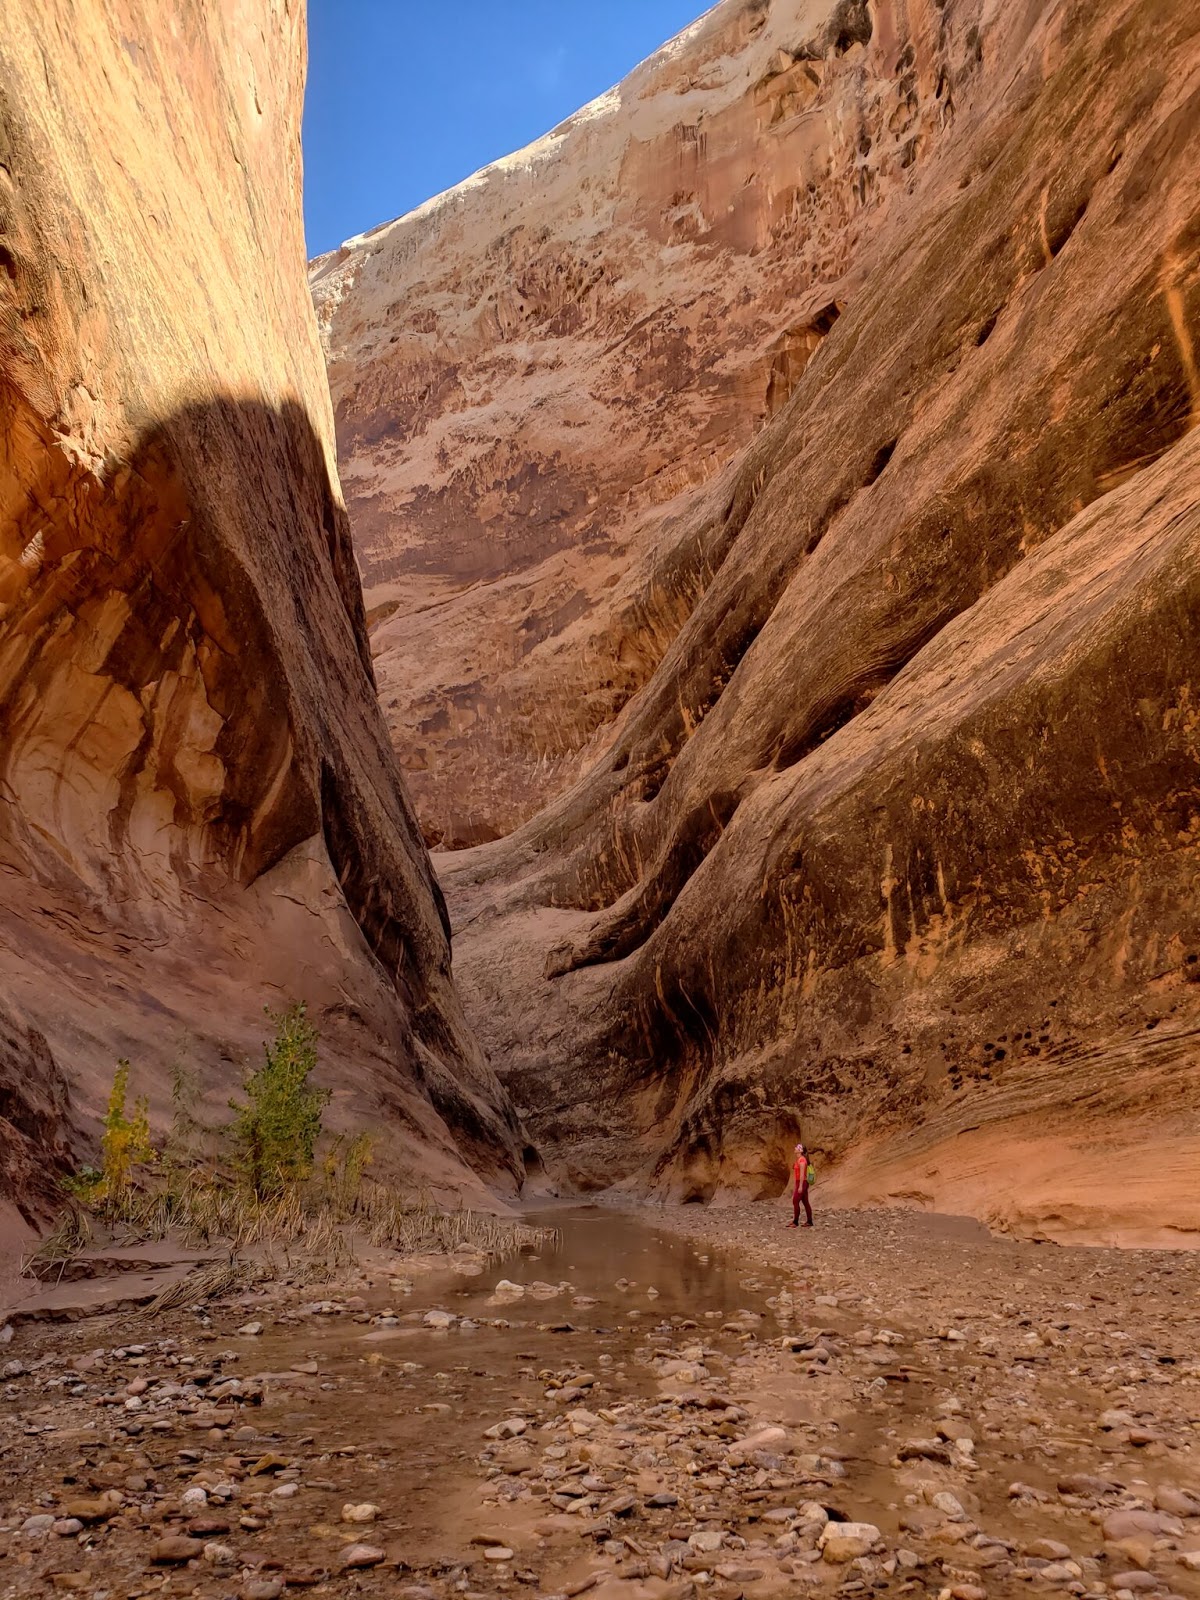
left=0, top=0, right=519, bottom=1222
left=312, top=0, right=906, bottom=847
left=321, top=0, right=1200, bottom=1243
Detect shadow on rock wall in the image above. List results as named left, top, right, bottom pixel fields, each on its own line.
left=0, top=393, right=519, bottom=1212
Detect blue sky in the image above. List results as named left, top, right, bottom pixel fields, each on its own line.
left=303, top=0, right=709, bottom=258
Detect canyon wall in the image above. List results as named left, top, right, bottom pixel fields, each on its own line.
left=312, top=0, right=913, bottom=847
left=0, top=0, right=520, bottom=1221
left=323, top=0, right=1200, bottom=1243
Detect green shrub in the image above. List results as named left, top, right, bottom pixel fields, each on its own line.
left=230, top=1004, right=329, bottom=1199
left=61, top=1166, right=104, bottom=1202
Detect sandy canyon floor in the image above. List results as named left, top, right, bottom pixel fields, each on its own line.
left=1, top=1205, right=1198, bottom=1600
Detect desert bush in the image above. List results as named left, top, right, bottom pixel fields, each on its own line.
left=30, top=1006, right=557, bottom=1290
left=229, top=1004, right=330, bottom=1199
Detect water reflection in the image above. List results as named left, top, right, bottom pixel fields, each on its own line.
left=449, top=1204, right=782, bottom=1324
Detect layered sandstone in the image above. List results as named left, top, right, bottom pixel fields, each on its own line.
left=312, top=0, right=922, bottom=846
left=0, top=0, right=519, bottom=1222
left=331, top=0, right=1200, bottom=1239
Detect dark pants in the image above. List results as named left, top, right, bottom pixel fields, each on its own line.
left=793, top=1184, right=813, bottom=1225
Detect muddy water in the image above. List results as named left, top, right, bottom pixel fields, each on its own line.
left=241, top=1206, right=792, bottom=1561
left=12, top=1203, right=1200, bottom=1599
left=229, top=1206, right=1033, bottom=1571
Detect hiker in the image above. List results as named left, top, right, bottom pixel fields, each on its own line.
left=790, top=1142, right=813, bottom=1227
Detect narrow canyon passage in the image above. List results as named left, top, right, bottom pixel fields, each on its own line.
left=2, top=1, right=1199, bottom=1595
left=3, top=1206, right=1199, bottom=1600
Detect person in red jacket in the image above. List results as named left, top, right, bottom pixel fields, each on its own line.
left=790, top=1143, right=813, bottom=1227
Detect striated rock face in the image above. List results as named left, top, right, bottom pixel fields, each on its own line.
left=0, top=0, right=519, bottom=1219
left=313, top=0, right=938, bottom=846
left=333, top=0, right=1200, bottom=1239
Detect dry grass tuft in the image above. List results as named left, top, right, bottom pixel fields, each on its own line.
left=23, top=1207, right=94, bottom=1284
left=361, top=1192, right=558, bottom=1257
left=146, top=1256, right=244, bottom=1315
left=26, top=1019, right=554, bottom=1300
left=25, top=1166, right=557, bottom=1293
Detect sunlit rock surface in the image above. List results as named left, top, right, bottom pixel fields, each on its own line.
left=323, top=0, right=1200, bottom=1239
left=0, top=0, right=519, bottom=1221
left=313, top=0, right=918, bottom=846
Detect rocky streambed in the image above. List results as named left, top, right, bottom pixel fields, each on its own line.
left=1, top=1205, right=1199, bottom=1600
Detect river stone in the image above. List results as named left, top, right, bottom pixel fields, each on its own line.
left=599, top=1493, right=637, bottom=1517
left=727, top=1426, right=787, bottom=1461
left=1040, top=1560, right=1083, bottom=1582
left=928, top=1521, right=974, bottom=1547
left=188, top=1516, right=232, bottom=1536
left=820, top=1522, right=881, bottom=1562
left=1107, top=1537, right=1157, bottom=1575
left=527, top=1281, right=563, bottom=1299
left=900, top=1507, right=943, bottom=1536
left=341, top=1503, right=379, bottom=1522
left=484, top=1418, right=527, bottom=1439
left=689, top=1530, right=725, bottom=1553
left=151, top=1536, right=205, bottom=1563
left=1026, top=1539, right=1072, bottom=1560
left=534, top=1515, right=580, bottom=1534
left=60, top=1497, right=118, bottom=1522
left=1100, top=1409, right=1135, bottom=1430
left=1156, top=1486, right=1200, bottom=1516
left=1103, top=1509, right=1183, bottom=1541
left=937, top=1419, right=975, bottom=1443
left=898, top=1439, right=953, bottom=1465
left=1058, top=1473, right=1119, bottom=1497
left=341, top=1545, right=386, bottom=1569
left=931, top=1491, right=968, bottom=1522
